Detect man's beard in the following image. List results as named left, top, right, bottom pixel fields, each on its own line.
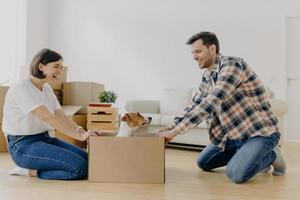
left=198, top=62, right=209, bottom=69
left=199, top=58, right=213, bottom=69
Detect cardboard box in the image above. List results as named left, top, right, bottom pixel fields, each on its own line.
left=53, top=89, right=63, bottom=105
left=87, top=122, right=119, bottom=130
left=0, top=86, right=9, bottom=152
left=87, top=105, right=119, bottom=132
left=88, top=136, right=165, bottom=183
left=48, top=67, right=67, bottom=90
left=55, top=114, right=87, bottom=148
left=0, top=86, right=9, bottom=120
left=63, top=82, right=105, bottom=114
left=0, top=123, right=7, bottom=152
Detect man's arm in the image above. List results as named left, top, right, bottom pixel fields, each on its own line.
left=174, top=62, right=245, bottom=134
left=157, top=88, right=205, bottom=135
left=168, top=82, right=208, bottom=130
left=159, top=62, right=245, bottom=140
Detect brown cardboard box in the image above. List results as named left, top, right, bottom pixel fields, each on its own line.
left=0, top=86, right=9, bottom=152
left=87, top=105, right=119, bottom=132
left=88, top=136, right=165, bottom=183
left=0, top=86, right=9, bottom=120
left=63, top=82, right=105, bottom=114
left=0, top=123, right=7, bottom=152
left=55, top=114, right=87, bottom=148
left=53, top=89, right=63, bottom=105
left=48, top=66, right=67, bottom=90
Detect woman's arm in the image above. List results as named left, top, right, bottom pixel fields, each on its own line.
left=54, top=109, right=80, bottom=130
left=32, top=105, right=89, bottom=141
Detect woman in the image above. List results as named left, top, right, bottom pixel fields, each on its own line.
left=2, top=49, right=100, bottom=180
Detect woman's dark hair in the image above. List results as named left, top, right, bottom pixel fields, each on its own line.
left=30, top=48, right=63, bottom=79
left=186, top=31, right=220, bottom=54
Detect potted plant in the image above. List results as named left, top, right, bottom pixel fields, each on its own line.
left=97, top=90, right=117, bottom=107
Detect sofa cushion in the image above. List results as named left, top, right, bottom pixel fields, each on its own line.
left=161, top=115, right=207, bottom=129
left=126, top=100, right=160, bottom=114
left=160, top=88, right=193, bottom=115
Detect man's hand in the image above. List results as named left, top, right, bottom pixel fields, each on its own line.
left=157, top=126, right=172, bottom=133
left=157, top=129, right=179, bottom=143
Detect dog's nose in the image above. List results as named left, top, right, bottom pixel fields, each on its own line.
left=148, top=117, right=152, bottom=122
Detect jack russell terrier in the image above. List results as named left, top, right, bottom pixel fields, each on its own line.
left=116, top=112, right=152, bottom=137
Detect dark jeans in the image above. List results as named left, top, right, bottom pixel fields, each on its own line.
left=7, top=132, right=88, bottom=180
left=197, top=132, right=280, bottom=183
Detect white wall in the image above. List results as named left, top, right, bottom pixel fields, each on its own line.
left=44, top=0, right=289, bottom=114
left=0, top=0, right=18, bottom=85
left=25, top=0, right=49, bottom=71
left=25, top=0, right=300, bottom=116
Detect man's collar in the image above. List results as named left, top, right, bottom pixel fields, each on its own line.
left=204, top=54, right=222, bottom=78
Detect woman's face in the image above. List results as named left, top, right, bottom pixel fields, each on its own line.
left=38, top=59, right=64, bottom=81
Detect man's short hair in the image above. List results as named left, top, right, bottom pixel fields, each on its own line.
left=30, top=48, right=63, bottom=79
left=186, top=31, right=220, bottom=54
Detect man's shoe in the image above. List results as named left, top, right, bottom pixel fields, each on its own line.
left=272, top=146, right=287, bottom=176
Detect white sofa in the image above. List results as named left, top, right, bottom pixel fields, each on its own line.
left=126, top=88, right=288, bottom=149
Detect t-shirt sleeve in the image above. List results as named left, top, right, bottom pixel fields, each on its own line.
left=11, top=84, right=43, bottom=114
left=45, top=84, right=62, bottom=110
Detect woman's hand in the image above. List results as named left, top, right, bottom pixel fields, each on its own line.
left=79, top=130, right=102, bottom=141
left=87, top=130, right=102, bottom=136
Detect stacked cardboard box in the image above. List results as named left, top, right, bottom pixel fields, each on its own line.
left=87, top=104, right=119, bottom=133
left=0, top=86, right=9, bottom=152
left=53, top=89, right=63, bottom=105
left=63, top=82, right=105, bottom=114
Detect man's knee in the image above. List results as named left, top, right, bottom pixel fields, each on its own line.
left=226, top=165, right=249, bottom=183
left=196, top=157, right=212, bottom=171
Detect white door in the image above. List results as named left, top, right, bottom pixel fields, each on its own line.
left=286, top=16, right=300, bottom=142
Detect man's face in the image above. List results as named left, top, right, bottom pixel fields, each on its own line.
left=191, top=39, right=215, bottom=70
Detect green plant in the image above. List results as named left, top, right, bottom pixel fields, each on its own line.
left=98, top=90, right=117, bottom=103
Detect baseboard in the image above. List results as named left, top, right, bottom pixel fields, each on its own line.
left=167, top=142, right=206, bottom=151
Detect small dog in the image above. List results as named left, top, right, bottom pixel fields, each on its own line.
left=116, top=112, right=152, bottom=137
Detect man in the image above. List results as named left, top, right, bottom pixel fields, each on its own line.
left=157, top=31, right=286, bottom=183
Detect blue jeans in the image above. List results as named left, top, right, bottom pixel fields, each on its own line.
left=7, top=132, right=88, bottom=180
left=197, top=132, right=280, bottom=183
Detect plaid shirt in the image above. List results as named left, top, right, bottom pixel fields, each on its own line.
left=171, top=54, right=279, bottom=150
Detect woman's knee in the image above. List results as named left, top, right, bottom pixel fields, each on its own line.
left=71, top=159, right=88, bottom=179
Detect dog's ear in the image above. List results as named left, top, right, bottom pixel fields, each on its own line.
left=121, top=113, right=130, bottom=122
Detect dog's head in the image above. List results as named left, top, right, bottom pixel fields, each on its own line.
left=121, top=112, right=152, bottom=128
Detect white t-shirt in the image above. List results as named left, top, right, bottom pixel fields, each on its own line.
left=2, top=78, right=62, bottom=136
